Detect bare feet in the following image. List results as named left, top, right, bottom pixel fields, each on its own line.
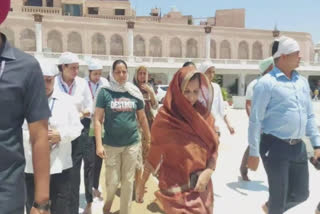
left=262, top=203, right=268, bottom=214
left=93, top=188, right=103, bottom=201
left=83, top=203, right=92, bottom=214
left=240, top=170, right=250, bottom=181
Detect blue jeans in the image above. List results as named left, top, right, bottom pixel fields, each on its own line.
left=260, top=134, right=309, bottom=214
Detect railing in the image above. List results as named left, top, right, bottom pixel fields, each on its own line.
left=21, top=6, right=62, bottom=15
left=26, top=51, right=320, bottom=69
left=84, top=14, right=135, bottom=21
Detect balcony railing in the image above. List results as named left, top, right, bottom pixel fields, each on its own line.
left=21, top=6, right=62, bottom=15
left=84, top=14, right=135, bottom=21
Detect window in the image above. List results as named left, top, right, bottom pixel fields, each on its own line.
left=115, top=9, right=125, bottom=16
left=88, top=7, right=99, bottom=15
left=63, top=4, right=82, bottom=17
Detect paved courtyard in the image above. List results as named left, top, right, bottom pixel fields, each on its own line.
left=80, top=106, right=320, bottom=214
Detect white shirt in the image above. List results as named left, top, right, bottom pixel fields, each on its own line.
left=23, top=90, right=83, bottom=174
left=84, top=76, right=109, bottom=100
left=211, top=82, right=226, bottom=128
left=245, top=79, right=258, bottom=101
left=55, top=75, right=93, bottom=115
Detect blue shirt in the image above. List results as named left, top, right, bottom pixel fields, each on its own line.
left=248, top=67, right=320, bottom=156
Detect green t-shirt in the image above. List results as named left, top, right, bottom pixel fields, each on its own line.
left=96, top=88, right=144, bottom=147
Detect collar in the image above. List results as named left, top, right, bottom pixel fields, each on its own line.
left=0, top=33, right=16, bottom=60
left=59, top=74, right=75, bottom=88
left=273, top=66, right=299, bottom=80
left=85, top=76, right=99, bottom=85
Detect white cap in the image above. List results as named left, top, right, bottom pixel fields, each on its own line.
left=273, top=36, right=300, bottom=58
left=198, top=61, right=215, bottom=73
left=38, top=59, right=59, bottom=77
left=259, top=57, right=274, bottom=74
left=88, top=59, right=103, bottom=70
left=58, top=52, right=80, bottom=65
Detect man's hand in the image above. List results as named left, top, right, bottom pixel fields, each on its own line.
left=30, top=207, right=50, bottom=214
left=48, top=129, right=61, bottom=145
left=247, top=156, right=260, bottom=171
left=140, top=84, right=152, bottom=94
left=194, top=169, right=213, bottom=192
left=228, top=125, right=235, bottom=135
left=312, top=148, right=320, bottom=164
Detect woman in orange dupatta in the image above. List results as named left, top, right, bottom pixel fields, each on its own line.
left=136, top=67, right=219, bottom=214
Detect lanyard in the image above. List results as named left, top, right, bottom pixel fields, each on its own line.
left=59, top=77, right=74, bottom=95
left=88, top=81, right=99, bottom=99
left=0, top=61, right=6, bottom=80
left=50, top=98, right=56, bottom=113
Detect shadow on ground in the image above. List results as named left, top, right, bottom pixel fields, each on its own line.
left=226, top=177, right=268, bottom=196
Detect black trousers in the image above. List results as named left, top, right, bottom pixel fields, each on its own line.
left=93, top=137, right=103, bottom=190
left=260, top=134, right=309, bottom=214
left=69, top=119, right=95, bottom=214
left=25, top=169, right=71, bottom=214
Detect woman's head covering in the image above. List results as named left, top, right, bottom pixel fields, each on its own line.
left=88, top=58, right=103, bottom=71
left=198, top=61, right=215, bottom=74
left=147, top=67, right=219, bottom=189
left=273, top=36, right=300, bottom=58
left=259, top=57, right=274, bottom=74
left=38, top=59, right=59, bottom=77
left=0, top=0, right=10, bottom=24
left=133, top=66, right=148, bottom=86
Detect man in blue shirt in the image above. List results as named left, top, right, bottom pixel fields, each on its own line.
left=247, top=36, right=320, bottom=214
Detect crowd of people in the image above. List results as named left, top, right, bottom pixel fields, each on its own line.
left=1, top=1, right=320, bottom=214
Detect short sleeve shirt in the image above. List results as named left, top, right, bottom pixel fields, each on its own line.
left=96, top=88, right=144, bottom=147
left=0, top=33, right=50, bottom=213
left=245, top=79, right=258, bottom=101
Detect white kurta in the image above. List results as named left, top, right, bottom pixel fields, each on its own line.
left=55, top=75, right=93, bottom=116
left=23, top=90, right=83, bottom=174
left=211, top=82, right=226, bottom=127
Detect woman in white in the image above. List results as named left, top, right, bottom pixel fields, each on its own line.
left=199, top=61, right=235, bottom=136
left=55, top=52, right=93, bottom=214
left=83, top=59, right=108, bottom=214
left=24, top=59, right=83, bottom=214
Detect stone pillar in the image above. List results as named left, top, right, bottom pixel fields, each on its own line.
left=127, top=21, right=135, bottom=60
left=33, top=14, right=43, bottom=53
left=238, top=73, right=246, bottom=96
left=42, top=0, right=47, bottom=7
left=204, top=26, right=212, bottom=59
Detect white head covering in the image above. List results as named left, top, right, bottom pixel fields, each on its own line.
left=88, top=59, right=103, bottom=70
left=273, top=36, right=300, bottom=58
left=58, top=52, right=80, bottom=65
left=259, top=57, right=274, bottom=74
left=198, top=61, right=215, bottom=73
left=38, top=59, right=59, bottom=77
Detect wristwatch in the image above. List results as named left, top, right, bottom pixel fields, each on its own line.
left=33, top=200, right=51, bottom=212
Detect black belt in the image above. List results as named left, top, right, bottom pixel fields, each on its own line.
left=262, top=134, right=302, bottom=145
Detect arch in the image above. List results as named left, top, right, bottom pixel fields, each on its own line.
left=169, top=37, right=182, bottom=58
left=47, top=30, right=63, bottom=52
left=110, top=34, right=124, bottom=56
left=252, top=41, right=263, bottom=60
left=92, top=33, right=106, bottom=55
left=149, top=36, right=162, bottom=57
left=220, top=40, right=231, bottom=59
left=67, top=31, right=82, bottom=53
left=238, top=41, right=249, bottom=59
left=20, top=28, right=36, bottom=51
left=186, top=38, right=198, bottom=58
left=134, top=35, right=146, bottom=56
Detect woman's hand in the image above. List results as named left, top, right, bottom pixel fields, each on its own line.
left=140, top=84, right=152, bottom=94
left=194, top=169, right=213, bottom=193
left=96, top=144, right=105, bottom=159
left=135, top=179, right=146, bottom=203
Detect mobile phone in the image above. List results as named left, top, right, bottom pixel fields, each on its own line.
left=190, top=172, right=199, bottom=189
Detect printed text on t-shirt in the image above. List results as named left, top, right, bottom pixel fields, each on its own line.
left=111, top=98, right=136, bottom=112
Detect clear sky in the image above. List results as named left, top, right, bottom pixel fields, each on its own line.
left=130, top=0, right=320, bottom=44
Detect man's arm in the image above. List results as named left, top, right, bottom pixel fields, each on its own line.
left=136, top=109, right=151, bottom=143
left=28, top=120, right=50, bottom=204
left=247, top=81, right=271, bottom=170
